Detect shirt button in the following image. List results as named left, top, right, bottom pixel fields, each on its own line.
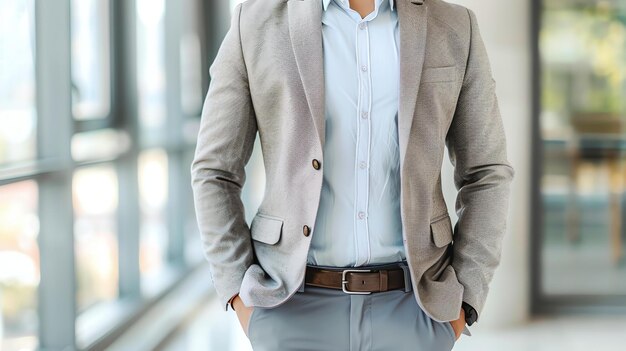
left=359, top=22, right=366, bottom=30
left=312, top=158, right=321, bottom=170
left=361, top=111, right=368, bottom=119
left=303, top=225, right=311, bottom=237
left=358, top=211, right=366, bottom=219
left=361, top=65, right=368, bottom=72
left=359, top=161, right=367, bottom=169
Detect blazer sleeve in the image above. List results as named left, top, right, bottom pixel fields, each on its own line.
left=445, top=8, right=515, bottom=320
left=190, top=2, right=257, bottom=312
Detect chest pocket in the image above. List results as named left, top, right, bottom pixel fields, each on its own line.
left=250, top=212, right=284, bottom=245
left=417, top=65, right=460, bottom=127
left=420, top=65, right=457, bottom=84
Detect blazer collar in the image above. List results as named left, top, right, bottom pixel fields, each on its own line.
left=288, top=0, right=428, bottom=173
left=322, top=0, right=396, bottom=12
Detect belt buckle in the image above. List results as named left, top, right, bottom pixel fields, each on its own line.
left=341, top=269, right=372, bottom=294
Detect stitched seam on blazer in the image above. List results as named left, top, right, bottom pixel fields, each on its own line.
left=234, top=2, right=251, bottom=86
left=460, top=8, right=474, bottom=91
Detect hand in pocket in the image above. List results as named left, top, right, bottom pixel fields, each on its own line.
left=449, top=307, right=466, bottom=341
left=232, top=294, right=255, bottom=337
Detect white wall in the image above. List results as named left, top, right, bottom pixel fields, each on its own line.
left=442, top=0, right=532, bottom=327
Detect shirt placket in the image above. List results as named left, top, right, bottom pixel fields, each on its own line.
left=354, top=17, right=372, bottom=267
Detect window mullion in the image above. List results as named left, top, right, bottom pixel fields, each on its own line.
left=164, top=0, right=186, bottom=265
left=112, top=0, right=141, bottom=299
left=35, top=0, right=76, bottom=349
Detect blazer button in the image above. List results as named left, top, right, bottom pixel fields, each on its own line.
left=312, top=159, right=321, bottom=170
left=303, top=225, right=311, bottom=237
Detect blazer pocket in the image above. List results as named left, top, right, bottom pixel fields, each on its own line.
left=430, top=214, right=454, bottom=247
left=420, top=66, right=457, bottom=83
left=250, top=212, right=284, bottom=245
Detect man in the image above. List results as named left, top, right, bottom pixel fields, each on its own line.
left=191, top=0, right=514, bottom=349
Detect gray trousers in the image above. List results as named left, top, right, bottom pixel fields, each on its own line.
left=246, top=261, right=465, bottom=351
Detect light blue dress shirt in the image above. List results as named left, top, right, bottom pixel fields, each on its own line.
left=307, top=0, right=406, bottom=267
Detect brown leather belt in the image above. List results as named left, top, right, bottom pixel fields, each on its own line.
left=304, top=262, right=409, bottom=294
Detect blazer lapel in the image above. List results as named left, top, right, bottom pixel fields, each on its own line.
left=288, top=0, right=326, bottom=148
left=287, top=0, right=428, bottom=163
left=397, top=0, right=428, bottom=173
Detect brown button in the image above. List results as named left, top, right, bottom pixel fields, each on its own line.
left=303, top=225, right=311, bottom=237
left=312, top=159, right=321, bottom=170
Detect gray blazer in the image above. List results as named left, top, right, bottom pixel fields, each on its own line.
left=190, top=0, right=515, bottom=323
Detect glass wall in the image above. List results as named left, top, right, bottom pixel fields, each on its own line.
left=138, top=149, right=169, bottom=280
left=0, top=0, right=212, bottom=349
left=0, top=181, right=39, bottom=350
left=71, top=0, right=111, bottom=120
left=73, top=165, right=119, bottom=312
left=0, top=0, right=37, bottom=165
left=0, top=1, right=38, bottom=349
left=537, top=0, right=626, bottom=306
left=136, top=0, right=167, bottom=145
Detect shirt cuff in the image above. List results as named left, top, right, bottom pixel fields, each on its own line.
left=461, top=301, right=478, bottom=326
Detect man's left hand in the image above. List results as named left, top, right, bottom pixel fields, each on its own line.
left=449, top=307, right=466, bottom=340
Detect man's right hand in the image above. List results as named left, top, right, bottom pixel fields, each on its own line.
left=232, top=294, right=255, bottom=338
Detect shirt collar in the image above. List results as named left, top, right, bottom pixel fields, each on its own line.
left=322, top=0, right=395, bottom=12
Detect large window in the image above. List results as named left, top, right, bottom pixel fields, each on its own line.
left=136, top=0, right=167, bottom=145
left=138, top=149, right=169, bottom=282
left=0, top=181, right=39, bottom=351
left=0, top=0, right=212, bottom=349
left=0, top=2, right=38, bottom=350
left=535, top=0, right=626, bottom=311
left=71, top=0, right=111, bottom=120
left=0, top=0, right=37, bottom=165
left=73, top=165, right=119, bottom=312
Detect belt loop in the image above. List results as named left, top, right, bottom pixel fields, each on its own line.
left=379, top=270, right=388, bottom=291
left=399, top=261, right=412, bottom=292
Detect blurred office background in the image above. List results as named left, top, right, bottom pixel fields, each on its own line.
left=0, top=0, right=624, bottom=350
